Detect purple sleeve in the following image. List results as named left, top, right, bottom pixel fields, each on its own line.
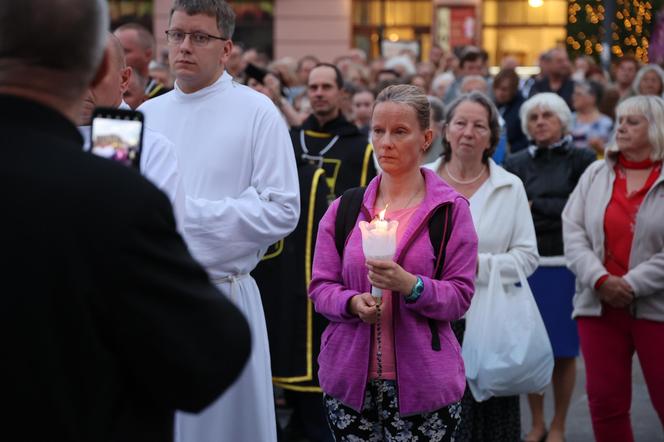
left=308, top=198, right=362, bottom=323
left=405, top=197, right=478, bottom=321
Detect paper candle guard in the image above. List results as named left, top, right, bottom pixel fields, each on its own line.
left=359, top=218, right=398, bottom=298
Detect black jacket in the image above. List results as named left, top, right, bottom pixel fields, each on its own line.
left=498, top=93, right=529, bottom=153
left=528, top=76, right=576, bottom=111
left=255, top=114, right=375, bottom=390
left=504, top=139, right=596, bottom=256
left=0, top=95, right=250, bottom=442
left=254, top=164, right=331, bottom=390
left=291, top=113, right=376, bottom=198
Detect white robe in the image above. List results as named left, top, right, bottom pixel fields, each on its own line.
left=139, top=71, right=300, bottom=442
left=79, top=109, right=185, bottom=226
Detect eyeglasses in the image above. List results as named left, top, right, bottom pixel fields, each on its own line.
left=165, top=29, right=227, bottom=46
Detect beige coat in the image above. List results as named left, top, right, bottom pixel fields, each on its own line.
left=562, top=153, right=664, bottom=321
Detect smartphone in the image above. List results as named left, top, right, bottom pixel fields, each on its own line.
left=90, top=107, right=144, bottom=169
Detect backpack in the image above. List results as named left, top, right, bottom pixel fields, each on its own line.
left=334, top=187, right=453, bottom=351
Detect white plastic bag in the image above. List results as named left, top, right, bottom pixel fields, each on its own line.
left=462, top=256, right=554, bottom=402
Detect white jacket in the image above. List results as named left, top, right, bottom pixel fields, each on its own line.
left=563, top=155, right=664, bottom=320
left=425, top=158, right=540, bottom=286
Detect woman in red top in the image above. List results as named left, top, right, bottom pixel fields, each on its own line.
left=563, top=95, right=664, bottom=442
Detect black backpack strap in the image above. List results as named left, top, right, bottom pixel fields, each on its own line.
left=430, top=203, right=454, bottom=280
left=426, top=203, right=454, bottom=351
left=334, top=187, right=366, bottom=258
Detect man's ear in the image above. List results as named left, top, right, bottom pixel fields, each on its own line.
left=145, top=47, right=154, bottom=66
left=220, top=39, right=233, bottom=65
left=90, top=47, right=111, bottom=89
left=120, top=66, right=132, bottom=95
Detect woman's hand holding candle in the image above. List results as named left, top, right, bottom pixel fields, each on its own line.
left=348, top=292, right=378, bottom=324
left=366, top=259, right=418, bottom=294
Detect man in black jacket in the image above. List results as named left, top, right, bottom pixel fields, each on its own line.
left=0, top=1, right=250, bottom=441
left=255, top=63, right=376, bottom=442
left=528, top=48, right=576, bottom=111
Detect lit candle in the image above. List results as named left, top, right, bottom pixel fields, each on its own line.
left=359, top=205, right=399, bottom=299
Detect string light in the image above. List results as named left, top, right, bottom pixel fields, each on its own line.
left=567, top=0, right=658, bottom=63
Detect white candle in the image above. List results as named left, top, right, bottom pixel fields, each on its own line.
left=359, top=205, right=399, bottom=299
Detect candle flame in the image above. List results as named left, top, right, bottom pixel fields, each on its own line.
left=378, top=204, right=388, bottom=221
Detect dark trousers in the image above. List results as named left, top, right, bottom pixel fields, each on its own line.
left=283, top=390, right=334, bottom=442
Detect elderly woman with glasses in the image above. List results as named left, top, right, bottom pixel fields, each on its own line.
left=563, top=95, right=664, bottom=442
left=426, top=91, right=540, bottom=441
left=504, top=92, right=596, bottom=442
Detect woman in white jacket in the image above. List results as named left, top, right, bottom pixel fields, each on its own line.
left=425, top=91, right=539, bottom=441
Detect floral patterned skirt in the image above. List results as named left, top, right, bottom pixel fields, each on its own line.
left=323, top=380, right=461, bottom=441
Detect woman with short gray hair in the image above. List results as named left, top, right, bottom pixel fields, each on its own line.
left=563, top=95, right=664, bottom=441
left=426, top=91, right=539, bottom=441
left=505, top=92, right=596, bottom=442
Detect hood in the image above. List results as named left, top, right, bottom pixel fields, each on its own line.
left=300, top=113, right=361, bottom=137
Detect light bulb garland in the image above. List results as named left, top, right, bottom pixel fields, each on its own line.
left=566, top=0, right=661, bottom=63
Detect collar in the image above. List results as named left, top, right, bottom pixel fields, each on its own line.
left=173, top=70, right=233, bottom=101
left=528, top=134, right=573, bottom=158
left=618, top=153, right=657, bottom=169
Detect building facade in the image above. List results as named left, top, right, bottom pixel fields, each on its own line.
left=112, top=0, right=567, bottom=65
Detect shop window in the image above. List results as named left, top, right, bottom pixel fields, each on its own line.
left=482, top=0, right=567, bottom=65
left=353, top=0, right=432, bottom=60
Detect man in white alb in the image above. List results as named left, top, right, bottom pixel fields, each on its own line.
left=139, top=1, right=300, bottom=441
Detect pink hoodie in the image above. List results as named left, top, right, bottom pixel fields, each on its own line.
left=309, top=167, right=478, bottom=416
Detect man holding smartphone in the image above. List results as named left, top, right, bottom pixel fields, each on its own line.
left=0, top=1, right=251, bottom=441
left=79, top=33, right=185, bottom=225
left=139, top=1, right=300, bottom=441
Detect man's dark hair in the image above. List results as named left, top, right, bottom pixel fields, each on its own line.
left=617, top=54, right=639, bottom=70
left=493, top=68, right=520, bottom=98
left=311, top=62, right=343, bottom=89
left=342, top=81, right=358, bottom=95
left=352, top=87, right=375, bottom=99
left=0, top=0, right=108, bottom=99
left=171, top=0, right=236, bottom=39
left=459, top=47, right=483, bottom=68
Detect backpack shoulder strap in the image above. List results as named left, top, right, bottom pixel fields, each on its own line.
left=426, top=203, right=454, bottom=352
left=334, top=187, right=366, bottom=257
left=428, top=203, right=454, bottom=280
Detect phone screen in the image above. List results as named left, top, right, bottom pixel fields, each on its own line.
left=91, top=110, right=143, bottom=168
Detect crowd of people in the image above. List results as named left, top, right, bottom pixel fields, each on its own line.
left=2, top=0, right=663, bottom=441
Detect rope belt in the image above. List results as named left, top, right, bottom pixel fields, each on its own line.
left=212, top=273, right=250, bottom=301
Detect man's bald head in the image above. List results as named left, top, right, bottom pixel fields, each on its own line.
left=79, top=33, right=132, bottom=125
left=114, top=23, right=154, bottom=77
left=0, top=0, right=109, bottom=101
left=108, top=34, right=127, bottom=71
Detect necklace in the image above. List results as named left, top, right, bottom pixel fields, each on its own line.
left=378, top=184, right=422, bottom=212
left=444, top=162, right=486, bottom=185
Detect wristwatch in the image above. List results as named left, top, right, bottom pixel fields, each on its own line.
left=405, top=276, right=424, bottom=303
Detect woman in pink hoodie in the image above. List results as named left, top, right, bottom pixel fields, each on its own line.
left=309, top=84, right=478, bottom=441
